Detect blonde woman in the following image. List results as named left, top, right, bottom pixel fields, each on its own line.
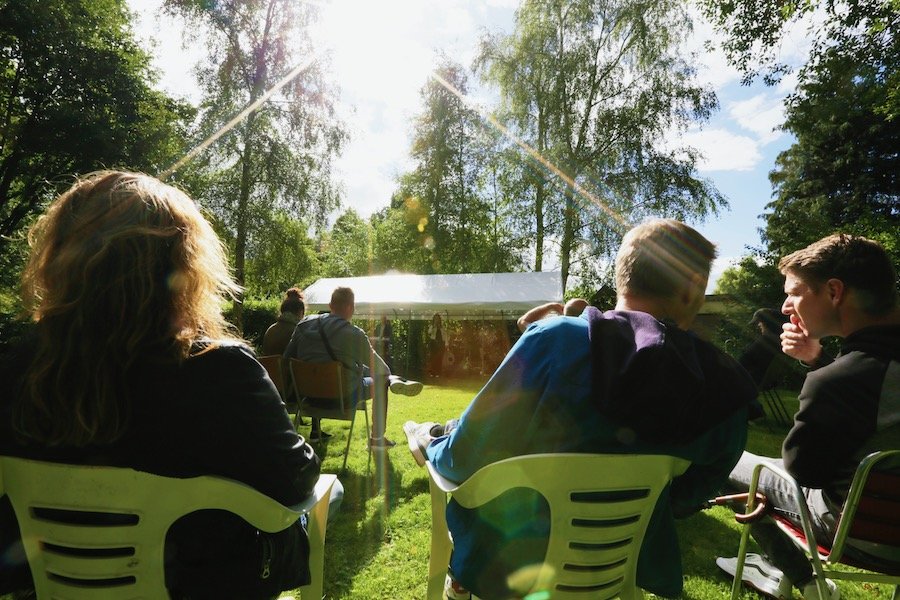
left=0, top=171, right=322, bottom=599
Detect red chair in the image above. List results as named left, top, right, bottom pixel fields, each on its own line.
left=729, top=450, right=900, bottom=599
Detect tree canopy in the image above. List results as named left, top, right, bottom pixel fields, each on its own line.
left=0, top=0, right=190, bottom=242
left=163, top=0, right=346, bottom=319
left=708, top=0, right=899, bottom=310
left=478, top=0, right=725, bottom=291
left=386, top=60, right=525, bottom=276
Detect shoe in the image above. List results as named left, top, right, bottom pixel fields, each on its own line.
left=444, top=573, right=479, bottom=600
left=403, top=421, right=439, bottom=466
left=368, top=436, right=396, bottom=450
left=390, top=378, right=424, bottom=396
left=307, top=430, right=332, bottom=443
left=716, top=554, right=793, bottom=599
left=801, top=578, right=839, bottom=600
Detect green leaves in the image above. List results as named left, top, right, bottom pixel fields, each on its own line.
left=479, top=0, right=724, bottom=291
left=0, top=0, right=189, bottom=241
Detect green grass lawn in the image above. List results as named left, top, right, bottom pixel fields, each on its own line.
left=2, top=386, right=893, bottom=600
left=280, top=384, right=894, bottom=599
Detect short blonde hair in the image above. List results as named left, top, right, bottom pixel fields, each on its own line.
left=19, top=171, right=241, bottom=446
left=330, top=286, right=354, bottom=310
left=615, top=219, right=716, bottom=298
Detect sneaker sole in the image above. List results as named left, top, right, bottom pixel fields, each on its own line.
left=403, top=422, right=427, bottom=467
left=390, top=381, right=424, bottom=396
left=716, top=557, right=789, bottom=600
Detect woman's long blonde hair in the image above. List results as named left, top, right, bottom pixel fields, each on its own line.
left=18, top=171, right=241, bottom=446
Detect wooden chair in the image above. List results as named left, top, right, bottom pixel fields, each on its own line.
left=423, top=453, right=689, bottom=600
left=288, top=358, right=371, bottom=471
left=258, top=354, right=305, bottom=429
left=0, top=455, right=337, bottom=600
left=728, top=450, right=900, bottom=599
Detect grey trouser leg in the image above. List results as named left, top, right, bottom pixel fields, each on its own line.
left=727, top=452, right=838, bottom=585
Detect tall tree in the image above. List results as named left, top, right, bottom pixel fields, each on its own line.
left=243, top=210, right=318, bottom=296
left=163, top=0, right=345, bottom=324
left=0, top=0, right=190, bottom=243
left=479, top=0, right=724, bottom=291
left=319, top=208, right=372, bottom=278
left=395, top=59, right=522, bottom=274
left=764, top=50, right=900, bottom=261
left=702, top=0, right=899, bottom=309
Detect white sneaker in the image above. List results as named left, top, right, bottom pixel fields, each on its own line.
left=403, top=421, right=437, bottom=466
left=444, top=573, right=480, bottom=600
left=716, top=554, right=793, bottom=599
left=390, top=378, right=424, bottom=396
left=801, top=578, right=840, bottom=600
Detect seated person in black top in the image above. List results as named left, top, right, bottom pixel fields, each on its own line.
left=0, top=171, right=324, bottom=600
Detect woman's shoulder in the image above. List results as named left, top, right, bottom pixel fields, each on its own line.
left=187, top=339, right=260, bottom=371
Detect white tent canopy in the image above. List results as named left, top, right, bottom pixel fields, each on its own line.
left=303, top=272, right=563, bottom=320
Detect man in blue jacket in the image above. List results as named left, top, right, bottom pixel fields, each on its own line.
left=406, top=219, right=755, bottom=599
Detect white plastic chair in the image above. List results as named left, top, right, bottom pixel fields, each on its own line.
left=424, top=453, right=689, bottom=600
left=0, top=456, right=336, bottom=600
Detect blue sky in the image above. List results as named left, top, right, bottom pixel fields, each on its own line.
left=130, top=0, right=812, bottom=291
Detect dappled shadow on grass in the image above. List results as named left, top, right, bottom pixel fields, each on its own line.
left=317, top=451, right=431, bottom=598
left=676, top=506, right=767, bottom=600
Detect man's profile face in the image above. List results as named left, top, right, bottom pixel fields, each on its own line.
left=781, top=271, right=832, bottom=338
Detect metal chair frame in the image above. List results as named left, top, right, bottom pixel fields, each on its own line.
left=288, top=358, right=370, bottom=471
left=730, top=450, right=900, bottom=600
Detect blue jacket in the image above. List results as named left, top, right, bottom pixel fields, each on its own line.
left=427, top=308, right=755, bottom=598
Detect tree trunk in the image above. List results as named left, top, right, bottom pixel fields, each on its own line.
left=534, top=179, right=545, bottom=271
left=560, top=188, right=577, bottom=294
left=232, top=118, right=256, bottom=331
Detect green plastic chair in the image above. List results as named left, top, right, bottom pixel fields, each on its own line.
left=728, top=450, right=900, bottom=600
left=424, top=453, right=690, bottom=600
left=0, top=456, right=336, bottom=600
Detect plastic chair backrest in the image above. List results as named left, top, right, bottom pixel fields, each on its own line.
left=0, top=456, right=336, bottom=600
left=425, top=453, right=689, bottom=600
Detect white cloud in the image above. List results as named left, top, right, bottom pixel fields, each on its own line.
left=776, top=70, right=800, bottom=95
left=727, top=94, right=785, bottom=145
left=680, top=129, right=763, bottom=172
left=682, top=6, right=742, bottom=91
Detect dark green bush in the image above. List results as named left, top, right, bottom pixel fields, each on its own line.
left=224, top=298, right=280, bottom=351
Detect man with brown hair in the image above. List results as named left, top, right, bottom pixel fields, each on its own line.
left=718, top=234, right=900, bottom=600
left=285, top=287, right=423, bottom=448
left=406, top=219, right=755, bottom=599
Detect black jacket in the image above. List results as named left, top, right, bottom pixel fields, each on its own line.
left=782, top=324, right=900, bottom=502
left=0, top=334, right=320, bottom=599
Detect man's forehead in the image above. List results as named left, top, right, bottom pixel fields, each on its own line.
left=784, top=272, right=810, bottom=291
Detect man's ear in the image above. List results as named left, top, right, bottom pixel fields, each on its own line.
left=826, top=278, right=845, bottom=306
left=681, top=273, right=706, bottom=304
